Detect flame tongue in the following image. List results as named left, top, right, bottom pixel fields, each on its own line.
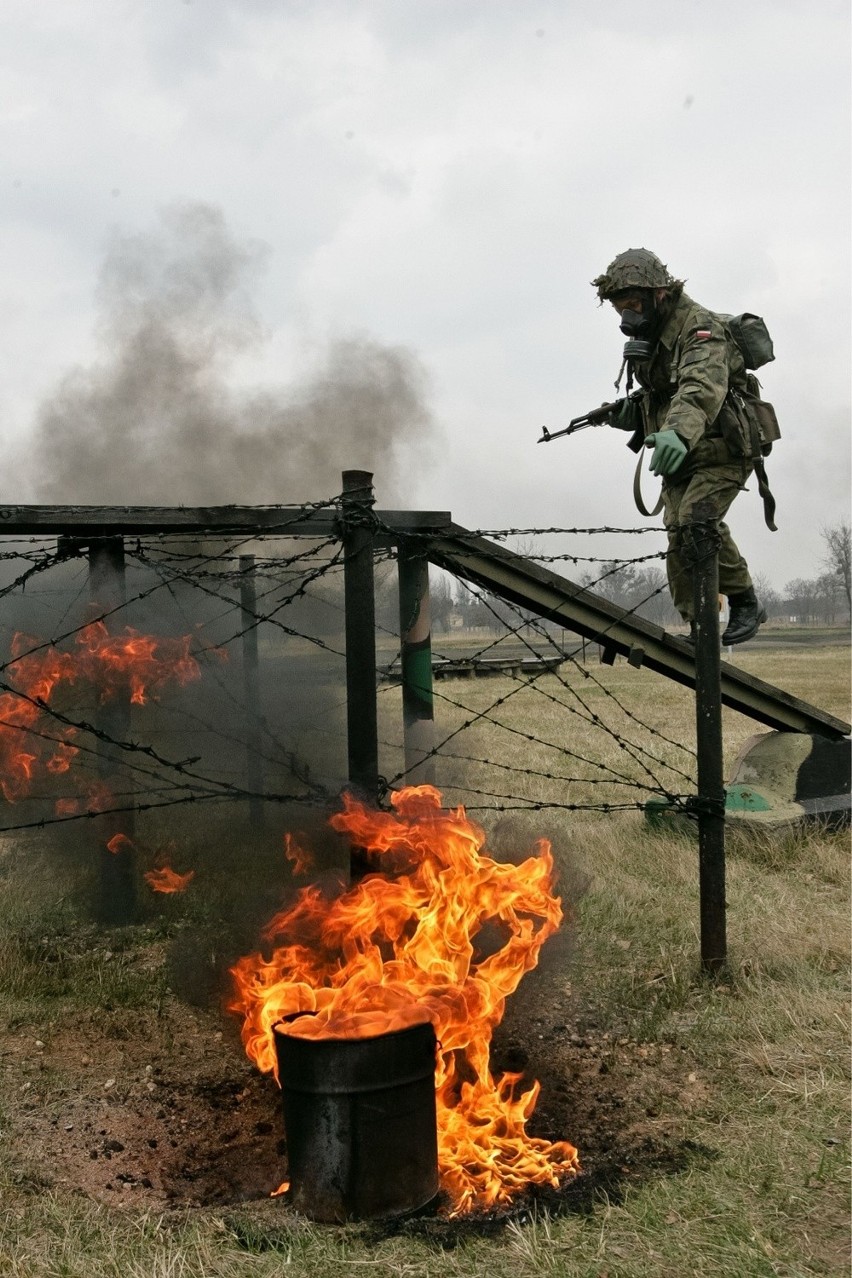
left=144, top=863, right=195, bottom=894
left=229, top=785, right=579, bottom=1213
left=73, top=620, right=200, bottom=705
left=0, top=623, right=202, bottom=805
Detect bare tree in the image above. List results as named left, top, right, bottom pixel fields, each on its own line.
left=751, top=571, right=783, bottom=618
left=821, top=522, right=851, bottom=618
left=815, top=573, right=841, bottom=625
left=429, top=571, right=456, bottom=634
left=784, top=578, right=819, bottom=624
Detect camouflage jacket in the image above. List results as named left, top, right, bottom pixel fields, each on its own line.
left=628, top=291, right=748, bottom=456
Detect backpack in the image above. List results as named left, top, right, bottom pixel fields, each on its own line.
left=718, top=312, right=775, bottom=371
left=717, top=311, right=780, bottom=531
left=717, top=312, right=781, bottom=457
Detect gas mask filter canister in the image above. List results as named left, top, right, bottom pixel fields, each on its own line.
left=618, top=299, right=658, bottom=361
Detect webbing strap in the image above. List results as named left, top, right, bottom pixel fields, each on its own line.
left=632, top=430, right=777, bottom=530
left=754, top=459, right=778, bottom=531
left=632, top=446, right=665, bottom=518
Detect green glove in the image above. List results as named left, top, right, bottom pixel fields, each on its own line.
left=610, top=397, right=641, bottom=432
left=645, top=430, right=687, bottom=476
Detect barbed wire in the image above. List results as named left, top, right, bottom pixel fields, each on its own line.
left=131, top=558, right=335, bottom=801
left=383, top=675, right=682, bottom=799
left=428, top=746, right=674, bottom=794
left=0, top=522, right=350, bottom=828
left=0, top=504, right=704, bottom=837
left=451, top=577, right=697, bottom=773
left=0, top=548, right=69, bottom=600
left=383, top=523, right=665, bottom=539
left=378, top=525, right=696, bottom=800
left=0, top=786, right=332, bottom=837
left=128, top=538, right=346, bottom=654
left=515, top=549, right=666, bottom=566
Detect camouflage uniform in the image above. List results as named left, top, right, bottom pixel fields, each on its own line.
left=625, top=292, right=754, bottom=621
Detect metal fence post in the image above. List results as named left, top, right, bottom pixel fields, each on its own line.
left=239, top=553, right=264, bottom=827
left=89, top=535, right=136, bottom=924
left=341, top=471, right=379, bottom=802
left=397, top=543, right=436, bottom=786
left=689, top=522, right=727, bottom=973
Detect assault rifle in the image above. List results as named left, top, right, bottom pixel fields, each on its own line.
left=538, top=390, right=642, bottom=443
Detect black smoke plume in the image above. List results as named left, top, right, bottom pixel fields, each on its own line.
left=25, top=202, right=435, bottom=505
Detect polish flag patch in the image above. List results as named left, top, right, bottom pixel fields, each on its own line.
left=695, top=329, right=712, bottom=340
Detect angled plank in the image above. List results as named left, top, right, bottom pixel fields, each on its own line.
left=426, top=524, right=850, bottom=741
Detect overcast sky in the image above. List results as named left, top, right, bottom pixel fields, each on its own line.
left=1, top=0, right=849, bottom=589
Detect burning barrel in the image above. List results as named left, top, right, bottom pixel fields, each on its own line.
left=273, top=1016, right=439, bottom=1222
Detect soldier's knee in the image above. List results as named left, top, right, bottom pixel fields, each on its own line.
left=677, top=519, right=722, bottom=565
left=681, top=496, right=721, bottom=525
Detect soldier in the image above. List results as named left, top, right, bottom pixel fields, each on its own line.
left=592, top=247, right=767, bottom=645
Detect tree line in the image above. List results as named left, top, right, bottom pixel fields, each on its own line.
left=744, top=521, right=850, bottom=625
left=426, top=520, right=851, bottom=634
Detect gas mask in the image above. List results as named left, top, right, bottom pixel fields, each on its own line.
left=618, top=296, right=659, bottom=361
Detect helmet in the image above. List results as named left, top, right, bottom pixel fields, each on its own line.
left=592, top=248, right=677, bottom=300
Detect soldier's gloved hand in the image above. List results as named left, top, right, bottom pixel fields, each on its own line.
left=645, top=431, right=687, bottom=476
left=610, top=398, right=640, bottom=432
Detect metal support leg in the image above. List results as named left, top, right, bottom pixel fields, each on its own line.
left=341, top=471, right=379, bottom=802
left=89, top=536, right=136, bottom=925
left=397, top=545, right=435, bottom=786
left=239, top=553, right=264, bottom=827
left=689, top=522, right=727, bottom=973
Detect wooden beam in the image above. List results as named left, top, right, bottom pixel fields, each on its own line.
left=0, top=505, right=451, bottom=538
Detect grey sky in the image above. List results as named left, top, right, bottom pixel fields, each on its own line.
left=1, top=0, right=849, bottom=587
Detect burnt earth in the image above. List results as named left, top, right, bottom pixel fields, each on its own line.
left=2, top=957, right=714, bottom=1227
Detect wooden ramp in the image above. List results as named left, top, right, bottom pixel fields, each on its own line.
left=425, top=523, right=850, bottom=741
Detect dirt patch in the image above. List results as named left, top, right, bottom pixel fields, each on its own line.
left=3, top=1003, right=280, bottom=1206
left=2, top=961, right=710, bottom=1220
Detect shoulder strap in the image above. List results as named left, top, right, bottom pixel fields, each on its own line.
left=633, top=447, right=664, bottom=518
left=753, top=458, right=778, bottom=532
left=729, top=388, right=779, bottom=531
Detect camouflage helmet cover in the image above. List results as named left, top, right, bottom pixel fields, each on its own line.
left=592, top=248, right=679, bottom=300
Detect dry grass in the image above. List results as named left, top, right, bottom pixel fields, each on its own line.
left=379, top=638, right=849, bottom=817
left=1, top=644, right=849, bottom=1277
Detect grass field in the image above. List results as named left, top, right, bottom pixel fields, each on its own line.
left=0, top=643, right=849, bottom=1277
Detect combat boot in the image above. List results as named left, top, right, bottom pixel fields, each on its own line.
left=722, top=588, right=767, bottom=646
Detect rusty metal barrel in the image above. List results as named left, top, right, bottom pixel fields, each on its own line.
left=273, top=1018, right=439, bottom=1222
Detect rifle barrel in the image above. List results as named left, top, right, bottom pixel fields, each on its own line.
left=538, top=396, right=626, bottom=444
left=538, top=421, right=586, bottom=443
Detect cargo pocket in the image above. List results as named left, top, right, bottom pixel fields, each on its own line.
left=751, top=398, right=781, bottom=456
left=713, top=395, right=750, bottom=458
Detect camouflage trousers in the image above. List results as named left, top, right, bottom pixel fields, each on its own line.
left=662, top=455, right=753, bottom=621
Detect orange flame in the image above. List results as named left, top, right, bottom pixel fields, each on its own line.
left=0, top=641, right=78, bottom=801
left=0, top=624, right=205, bottom=804
left=106, top=832, right=134, bottom=855
left=144, top=864, right=195, bottom=894
left=73, top=621, right=201, bottom=706
left=283, top=832, right=314, bottom=877
left=228, top=785, right=580, bottom=1215
left=55, top=779, right=116, bottom=818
